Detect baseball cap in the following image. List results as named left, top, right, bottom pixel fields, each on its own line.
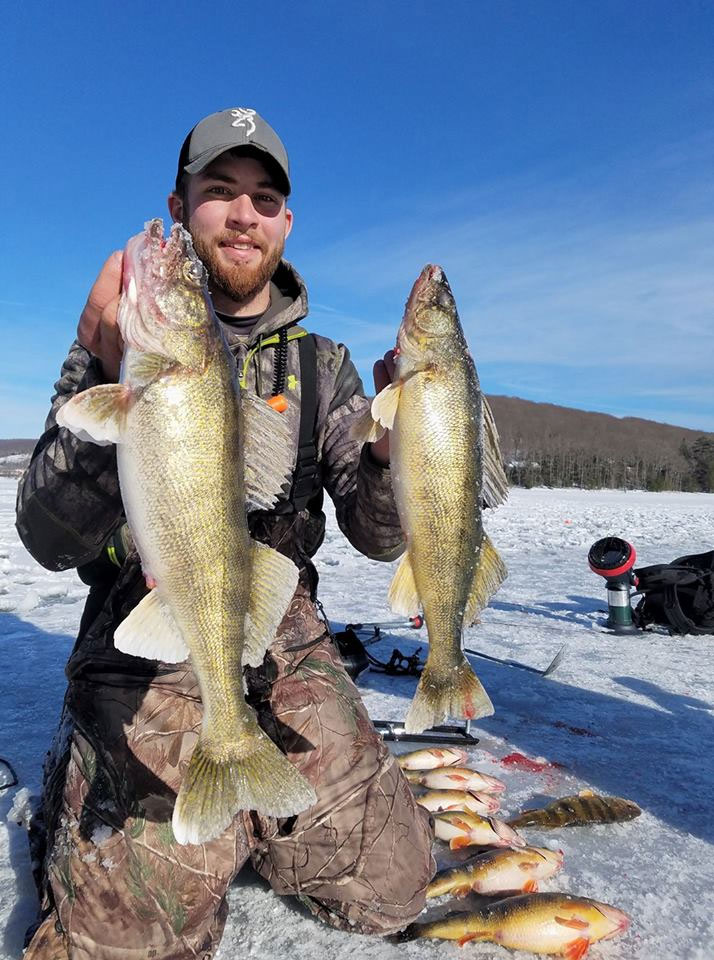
left=175, top=108, right=291, bottom=196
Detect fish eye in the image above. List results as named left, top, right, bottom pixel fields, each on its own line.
left=182, top=259, right=204, bottom=287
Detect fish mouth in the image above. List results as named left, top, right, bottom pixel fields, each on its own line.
left=398, top=263, right=455, bottom=344
left=596, top=904, right=630, bottom=938
left=119, top=221, right=205, bottom=351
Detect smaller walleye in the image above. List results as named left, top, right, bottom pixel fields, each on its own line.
left=426, top=846, right=564, bottom=898
left=397, top=746, right=467, bottom=770
left=398, top=893, right=630, bottom=957
left=434, top=811, right=526, bottom=849
left=508, top=790, right=642, bottom=829
left=404, top=765, right=505, bottom=794
left=416, top=789, right=500, bottom=816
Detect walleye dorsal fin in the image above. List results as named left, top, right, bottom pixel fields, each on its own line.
left=388, top=550, right=420, bottom=616
left=482, top=397, right=509, bottom=509
left=464, top=532, right=508, bottom=625
left=371, top=381, right=402, bottom=431
left=56, top=384, right=132, bottom=445
left=243, top=540, right=300, bottom=667
left=242, top=392, right=295, bottom=512
left=114, top=589, right=190, bottom=663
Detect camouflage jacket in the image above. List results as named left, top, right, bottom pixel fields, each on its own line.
left=16, top=259, right=404, bottom=599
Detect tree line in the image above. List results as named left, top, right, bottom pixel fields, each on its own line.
left=487, top=396, right=714, bottom=493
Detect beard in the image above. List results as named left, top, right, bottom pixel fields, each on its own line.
left=186, top=220, right=284, bottom=307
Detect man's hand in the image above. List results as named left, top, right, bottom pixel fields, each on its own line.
left=77, top=251, right=125, bottom=382
left=369, top=348, right=396, bottom=466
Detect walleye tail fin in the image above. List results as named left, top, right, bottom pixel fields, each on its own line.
left=404, top=656, right=494, bottom=734
left=172, top=729, right=316, bottom=845
left=464, top=533, right=507, bottom=625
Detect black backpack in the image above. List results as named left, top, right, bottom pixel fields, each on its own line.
left=632, top=550, right=714, bottom=635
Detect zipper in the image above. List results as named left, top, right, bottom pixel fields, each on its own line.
left=238, top=329, right=308, bottom=390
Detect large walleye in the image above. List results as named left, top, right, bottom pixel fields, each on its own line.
left=57, top=220, right=316, bottom=844
left=355, top=265, right=508, bottom=733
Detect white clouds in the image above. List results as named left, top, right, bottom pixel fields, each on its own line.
left=299, top=136, right=714, bottom=428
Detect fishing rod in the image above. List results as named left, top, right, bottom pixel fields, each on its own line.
left=347, top=617, right=566, bottom=677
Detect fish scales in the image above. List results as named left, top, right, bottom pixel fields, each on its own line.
left=355, top=265, right=507, bottom=733
left=398, top=892, right=630, bottom=954
left=57, top=220, right=316, bottom=845
left=393, top=341, right=483, bottom=652
left=508, top=792, right=642, bottom=829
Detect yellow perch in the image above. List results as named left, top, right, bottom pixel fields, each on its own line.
left=398, top=892, right=630, bottom=957
left=397, top=746, right=467, bottom=770
left=416, top=789, right=501, bottom=816
left=433, top=810, right=526, bottom=849
left=57, top=221, right=316, bottom=844
left=354, top=265, right=508, bottom=733
left=426, top=845, right=564, bottom=898
left=404, top=765, right=505, bottom=794
left=508, top=789, right=642, bottom=829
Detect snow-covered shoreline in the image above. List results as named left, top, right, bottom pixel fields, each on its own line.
left=1, top=480, right=712, bottom=959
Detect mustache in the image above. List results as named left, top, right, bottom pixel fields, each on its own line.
left=217, top=233, right=265, bottom=251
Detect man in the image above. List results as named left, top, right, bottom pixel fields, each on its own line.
left=16, top=108, right=434, bottom=960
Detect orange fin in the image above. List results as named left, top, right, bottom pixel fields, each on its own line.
left=556, top=916, right=590, bottom=930
left=458, top=932, right=484, bottom=947
left=452, top=817, right=473, bottom=831
left=523, top=879, right=538, bottom=893
left=448, top=774, right=468, bottom=783
left=564, top=937, right=591, bottom=960
left=450, top=836, right=472, bottom=850
left=453, top=884, right=473, bottom=898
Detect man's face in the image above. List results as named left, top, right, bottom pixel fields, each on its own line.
left=168, top=153, right=293, bottom=310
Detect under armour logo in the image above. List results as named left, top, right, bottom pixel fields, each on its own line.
left=230, top=108, right=256, bottom=136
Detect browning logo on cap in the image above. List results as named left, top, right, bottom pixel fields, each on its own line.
left=230, top=108, right=257, bottom=135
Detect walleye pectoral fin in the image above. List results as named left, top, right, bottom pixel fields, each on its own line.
left=564, top=938, right=591, bottom=960
left=482, top=396, right=509, bottom=509
left=55, top=384, right=131, bottom=445
left=464, top=532, right=508, bottom=625
left=371, top=380, right=402, bottom=430
left=243, top=540, right=299, bottom=667
left=349, top=408, right=386, bottom=444
left=114, top=590, right=189, bottom=662
left=388, top=551, right=420, bottom=615
left=124, top=351, right=175, bottom=384
left=242, top=392, right=296, bottom=512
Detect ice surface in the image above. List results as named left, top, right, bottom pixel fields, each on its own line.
left=0, top=478, right=712, bottom=958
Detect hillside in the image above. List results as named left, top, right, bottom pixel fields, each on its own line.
left=2, top=398, right=713, bottom=489
left=487, top=395, right=713, bottom=491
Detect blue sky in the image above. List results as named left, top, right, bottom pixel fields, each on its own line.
left=2, top=0, right=713, bottom=437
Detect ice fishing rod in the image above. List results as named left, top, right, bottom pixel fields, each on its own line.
left=464, top=644, right=566, bottom=678
left=348, top=617, right=565, bottom=677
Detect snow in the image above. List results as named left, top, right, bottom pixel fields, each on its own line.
left=1, top=477, right=712, bottom=959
